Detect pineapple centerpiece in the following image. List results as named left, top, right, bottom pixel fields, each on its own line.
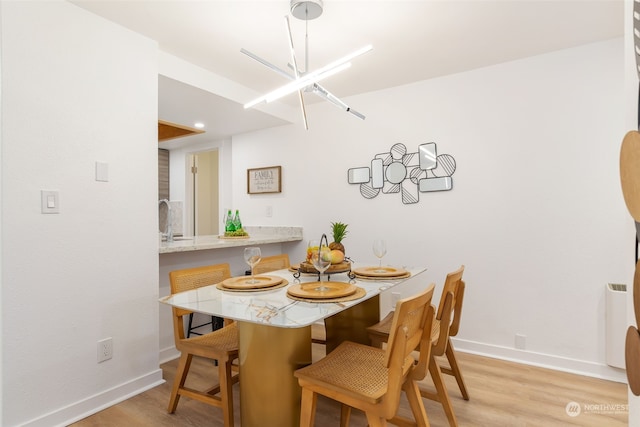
left=329, top=221, right=348, bottom=255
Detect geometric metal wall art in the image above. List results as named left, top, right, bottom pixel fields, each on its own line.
left=347, top=142, right=456, bottom=204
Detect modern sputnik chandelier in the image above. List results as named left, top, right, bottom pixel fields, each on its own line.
left=242, top=0, right=372, bottom=129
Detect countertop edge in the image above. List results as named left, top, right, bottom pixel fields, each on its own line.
left=159, top=226, right=303, bottom=254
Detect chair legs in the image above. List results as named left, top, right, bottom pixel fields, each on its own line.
left=440, top=339, right=470, bottom=400
left=420, top=356, right=458, bottom=427
left=300, top=387, right=318, bottom=427
left=218, top=356, right=234, bottom=427
left=334, top=382, right=431, bottom=427
left=402, top=379, right=431, bottom=427
left=168, top=352, right=237, bottom=427
left=364, top=413, right=388, bottom=427
left=339, top=404, right=353, bottom=427
left=168, top=352, right=192, bottom=413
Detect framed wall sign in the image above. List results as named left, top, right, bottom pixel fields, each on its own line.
left=247, top=166, right=282, bottom=194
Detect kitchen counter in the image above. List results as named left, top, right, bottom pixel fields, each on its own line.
left=159, top=226, right=303, bottom=254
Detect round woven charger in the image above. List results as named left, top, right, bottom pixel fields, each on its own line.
left=352, top=266, right=409, bottom=277
left=286, top=286, right=366, bottom=303
left=353, top=272, right=411, bottom=281
left=216, top=279, right=289, bottom=292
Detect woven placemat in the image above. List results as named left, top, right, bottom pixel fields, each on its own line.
left=286, top=286, right=366, bottom=303
left=216, top=279, right=289, bottom=292
left=221, top=274, right=283, bottom=289
left=353, top=272, right=411, bottom=281
left=352, top=266, right=409, bottom=278
left=287, top=282, right=357, bottom=299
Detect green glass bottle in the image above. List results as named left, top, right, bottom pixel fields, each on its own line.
left=233, top=210, right=242, bottom=231
left=225, top=209, right=235, bottom=232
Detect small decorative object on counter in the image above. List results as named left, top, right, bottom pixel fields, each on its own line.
left=329, top=221, right=348, bottom=254
left=222, top=209, right=249, bottom=238
left=222, top=208, right=229, bottom=230
left=233, top=210, right=243, bottom=230
left=225, top=209, right=235, bottom=232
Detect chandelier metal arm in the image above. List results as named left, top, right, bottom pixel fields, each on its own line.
left=312, top=83, right=365, bottom=120
left=240, top=48, right=295, bottom=81
left=243, top=60, right=351, bottom=108
left=285, top=15, right=309, bottom=129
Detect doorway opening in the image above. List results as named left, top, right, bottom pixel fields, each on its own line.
left=187, top=150, right=220, bottom=236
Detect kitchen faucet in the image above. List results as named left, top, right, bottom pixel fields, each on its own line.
left=159, top=199, right=173, bottom=242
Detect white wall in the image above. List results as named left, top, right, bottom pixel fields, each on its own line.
left=1, top=2, right=162, bottom=426
left=231, top=38, right=633, bottom=381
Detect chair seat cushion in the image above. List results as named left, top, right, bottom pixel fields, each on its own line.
left=295, top=341, right=414, bottom=404
left=178, top=322, right=239, bottom=358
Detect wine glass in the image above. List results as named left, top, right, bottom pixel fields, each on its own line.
left=244, top=247, right=262, bottom=284
left=307, top=239, right=320, bottom=264
left=373, top=239, right=387, bottom=273
left=309, top=241, right=331, bottom=291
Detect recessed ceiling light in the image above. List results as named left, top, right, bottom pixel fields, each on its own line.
left=194, top=122, right=205, bottom=129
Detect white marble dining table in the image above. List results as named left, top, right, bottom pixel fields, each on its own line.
left=160, top=263, right=427, bottom=427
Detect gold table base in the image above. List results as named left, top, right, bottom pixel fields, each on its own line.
left=238, top=322, right=312, bottom=427
left=237, top=294, right=380, bottom=426
left=324, top=294, right=380, bottom=353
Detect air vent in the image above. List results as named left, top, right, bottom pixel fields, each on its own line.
left=608, top=283, right=627, bottom=292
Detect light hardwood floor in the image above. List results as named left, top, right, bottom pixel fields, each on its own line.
left=72, top=344, right=628, bottom=426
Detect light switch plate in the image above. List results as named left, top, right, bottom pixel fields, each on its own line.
left=41, top=190, right=59, bottom=214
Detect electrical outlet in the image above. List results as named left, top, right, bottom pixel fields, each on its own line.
left=97, top=337, right=113, bottom=363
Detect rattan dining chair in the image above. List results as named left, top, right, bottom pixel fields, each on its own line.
left=367, top=265, right=466, bottom=426
left=294, top=284, right=436, bottom=427
left=168, top=263, right=239, bottom=427
left=252, top=253, right=290, bottom=274
left=441, top=278, right=469, bottom=400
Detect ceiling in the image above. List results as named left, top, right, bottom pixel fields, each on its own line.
left=71, top=0, right=624, bottom=148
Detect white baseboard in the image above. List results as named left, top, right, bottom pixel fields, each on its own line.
left=160, top=345, right=180, bottom=364
left=160, top=337, right=628, bottom=384
left=452, top=337, right=628, bottom=384
left=21, top=369, right=164, bottom=427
